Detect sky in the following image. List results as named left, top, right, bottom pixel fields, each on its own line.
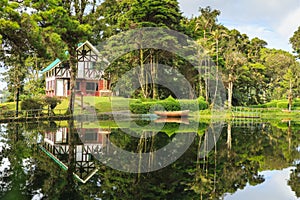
left=178, top=0, right=300, bottom=52
left=224, top=167, right=298, bottom=200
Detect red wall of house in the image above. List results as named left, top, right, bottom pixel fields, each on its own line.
left=47, top=79, right=110, bottom=97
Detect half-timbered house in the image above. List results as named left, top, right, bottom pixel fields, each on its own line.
left=40, top=41, right=111, bottom=97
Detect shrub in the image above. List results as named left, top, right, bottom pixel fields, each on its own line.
left=180, top=100, right=197, bottom=111
left=159, top=100, right=181, bottom=111
left=44, top=96, right=62, bottom=110
left=249, top=104, right=266, bottom=108
left=277, top=102, right=288, bottom=109
left=130, top=102, right=154, bottom=114
left=21, top=98, right=44, bottom=116
left=21, top=98, right=43, bottom=110
left=264, top=101, right=277, bottom=108
left=129, top=97, right=208, bottom=114
left=164, top=95, right=177, bottom=102
left=197, top=97, right=208, bottom=110
left=179, top=98, right=208, bottom=111
left=292, top=101, right=300, bottom=109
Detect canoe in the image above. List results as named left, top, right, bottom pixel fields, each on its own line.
left=154, top=117, right=189, bottom=124
left=154, top=110, right=189, bottom=117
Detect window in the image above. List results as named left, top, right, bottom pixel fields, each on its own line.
left=84, top=132, right=97, bottom=141
left=89, top=62, right=97, bottom=70
left=76, top=82, right=80, bottom=90
left=86, top=82, right=97, bottom=91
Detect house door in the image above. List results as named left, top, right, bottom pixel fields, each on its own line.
left=64, top=80, right=68, bottom=96
left=56, top=79, right=64, bottom=96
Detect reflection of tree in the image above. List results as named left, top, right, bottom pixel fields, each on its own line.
left=285, top=121, right=300, bottom=198
left=0, top=121, right=84, bottom=199
left=288, top=164, right=300, bottom=197
left=0, top=124, right=31, bottom=199
left=227, top=121, right=232, bottom=150
left=59, top=120, right=84, bottom=200
left=57, top=121, right=300, bottom=199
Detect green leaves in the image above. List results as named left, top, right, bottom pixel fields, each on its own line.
left=290, top=26, right=300, bottom=58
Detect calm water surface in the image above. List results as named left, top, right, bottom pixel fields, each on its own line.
left=0, top=119, right=299, bottom=200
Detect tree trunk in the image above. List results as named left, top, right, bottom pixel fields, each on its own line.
left=288, top=79, right=292, bottom=111
left=67, top=54, right=77, bottom=115
left=213, top=39, right=219, bottom=105
left=138, top=48, right=147, bottom=98
left=227, top=80, right=233, bottom=110
left=151, top=53, right=158, bottom=99
left=16, top=87, right=19, bottom=117
left=227, top=122, right=232, bottom=150
left=205, top=59, right=209, bottom=103
left=198, top=70, right=203, bottom=97
left=59, top=119, right=76, bottom=199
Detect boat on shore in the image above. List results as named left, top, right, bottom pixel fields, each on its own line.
left=154, top=117, right=189, bottom=124
left=154, top=110, right=189, bottom=117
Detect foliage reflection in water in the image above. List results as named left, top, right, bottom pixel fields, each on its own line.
left=0, top=119, right=299, bottom=199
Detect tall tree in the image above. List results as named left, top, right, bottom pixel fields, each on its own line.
left=222, top=29, right=248, bottom=109
left=192, top=7, right=221, bottom=101
left=194, top=6, right=220, bottom=40
left=31, top=0, right=94, bottom=114
left=0, top=1, right=46, bottom=115
left=281, top=62, right=300, bottom=110
left=235, top=38, right=267, bottom=105
left=290, top=26, right=300, bottom=58
left=97, top=0, right=184, bottom=99
left=261, top=49, right=296, bottom=101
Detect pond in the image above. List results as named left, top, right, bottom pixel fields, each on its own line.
left=0, top=118, right=299, bottom=200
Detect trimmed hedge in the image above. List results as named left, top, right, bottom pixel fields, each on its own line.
left=277, top=102, right=288, bottom=109
left=250, top=99, right=300, bottom=109
left=292, top=101, right=300, bottom=108
left=130, top=96, right=208, bottom=114
left=129, top=102, right=156, bottom=114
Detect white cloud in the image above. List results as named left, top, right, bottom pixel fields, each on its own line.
left=277, top=7, right=300, bottom=39
left=224, top=23, right=293, bottom=51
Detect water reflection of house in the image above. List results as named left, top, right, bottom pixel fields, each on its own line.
left=40, top=127, right=110, bottom=183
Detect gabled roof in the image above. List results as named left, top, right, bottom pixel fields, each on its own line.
left=77, top=40, right=100, bottom=55
left=40, top=41, right=99, bottom=74
left=40, top=58, right=61, bottom=74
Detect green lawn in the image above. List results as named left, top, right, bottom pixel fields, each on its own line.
left=0, top=97, right=136, bottom=116
left=0, top=102, right=17, bottom=110
left=53, top=98, right=69, bottom=115
left=81, top=96, right=137, bottom=113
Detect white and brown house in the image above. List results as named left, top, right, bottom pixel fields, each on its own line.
left=40, top=41, right=111, bottom=97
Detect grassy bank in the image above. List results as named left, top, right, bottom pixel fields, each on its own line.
left=1, top=97, right=300, bottom=121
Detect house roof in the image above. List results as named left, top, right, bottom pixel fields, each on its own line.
left=77, top=40, right=100, bottom=55
left=40, top=41, right=98, bottom=74
left=40, top=58, right=61, bottom=74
